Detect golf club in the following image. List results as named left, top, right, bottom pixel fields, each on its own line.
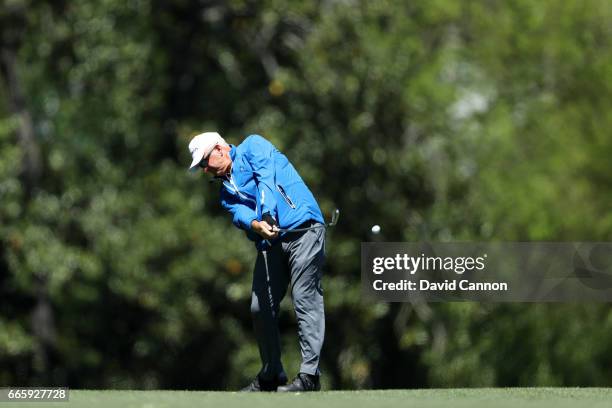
left=275, top=208, right=340, bottom=233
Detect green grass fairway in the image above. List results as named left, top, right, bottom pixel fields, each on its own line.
left=5, top=388, right=612, bottom=408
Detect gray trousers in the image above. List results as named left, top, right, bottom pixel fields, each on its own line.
left=251, top=224, right=326, bottom=379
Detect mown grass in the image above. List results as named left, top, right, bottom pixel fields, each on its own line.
left=5, top=388, right=612, bottom=408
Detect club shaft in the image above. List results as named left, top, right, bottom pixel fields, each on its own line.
left=277, top=224, right=327, bottom=233
left=273, top=209, right=340, bottom=233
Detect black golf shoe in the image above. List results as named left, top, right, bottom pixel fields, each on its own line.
left=240, top=374, right=287, bottom=392
left=277, top=373, right=320, bottom=392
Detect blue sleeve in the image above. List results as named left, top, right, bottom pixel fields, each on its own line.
left=220, top=188, right=258, bottom=231
left=244, top=135, right=279, bottom=219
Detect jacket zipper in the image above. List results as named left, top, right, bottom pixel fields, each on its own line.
left=276, top=184, right=296, bottom=209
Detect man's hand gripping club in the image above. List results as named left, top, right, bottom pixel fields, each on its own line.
left=251, top=212, right=280, bottom=239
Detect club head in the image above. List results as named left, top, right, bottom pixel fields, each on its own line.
left=328, top=208, right=340, bottom=227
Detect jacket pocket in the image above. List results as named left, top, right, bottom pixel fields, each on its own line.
left=276, top=184, right=296, bottom=209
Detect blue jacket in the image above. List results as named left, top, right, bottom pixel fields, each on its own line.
left=219, top=135, right=324, bottom=248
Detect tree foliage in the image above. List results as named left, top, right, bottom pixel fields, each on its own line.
left=1, top=0, right=611, bottom=389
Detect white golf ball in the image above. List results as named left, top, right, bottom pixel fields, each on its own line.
left=371, top=225, right=381, bottom=234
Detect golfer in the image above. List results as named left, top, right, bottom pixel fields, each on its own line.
left=188, top=132, right=325, bottom=392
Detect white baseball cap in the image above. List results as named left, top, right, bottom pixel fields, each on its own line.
left=188, top=131, right=227, bottom=171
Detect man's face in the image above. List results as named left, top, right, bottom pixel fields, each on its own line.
left=201, top=145, right=231, bottom=176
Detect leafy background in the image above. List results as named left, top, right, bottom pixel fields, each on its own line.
left=1, top=0, right=611, bottom=389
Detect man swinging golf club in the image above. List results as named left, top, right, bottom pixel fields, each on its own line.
left=188, top=132, right=325, bottom=392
